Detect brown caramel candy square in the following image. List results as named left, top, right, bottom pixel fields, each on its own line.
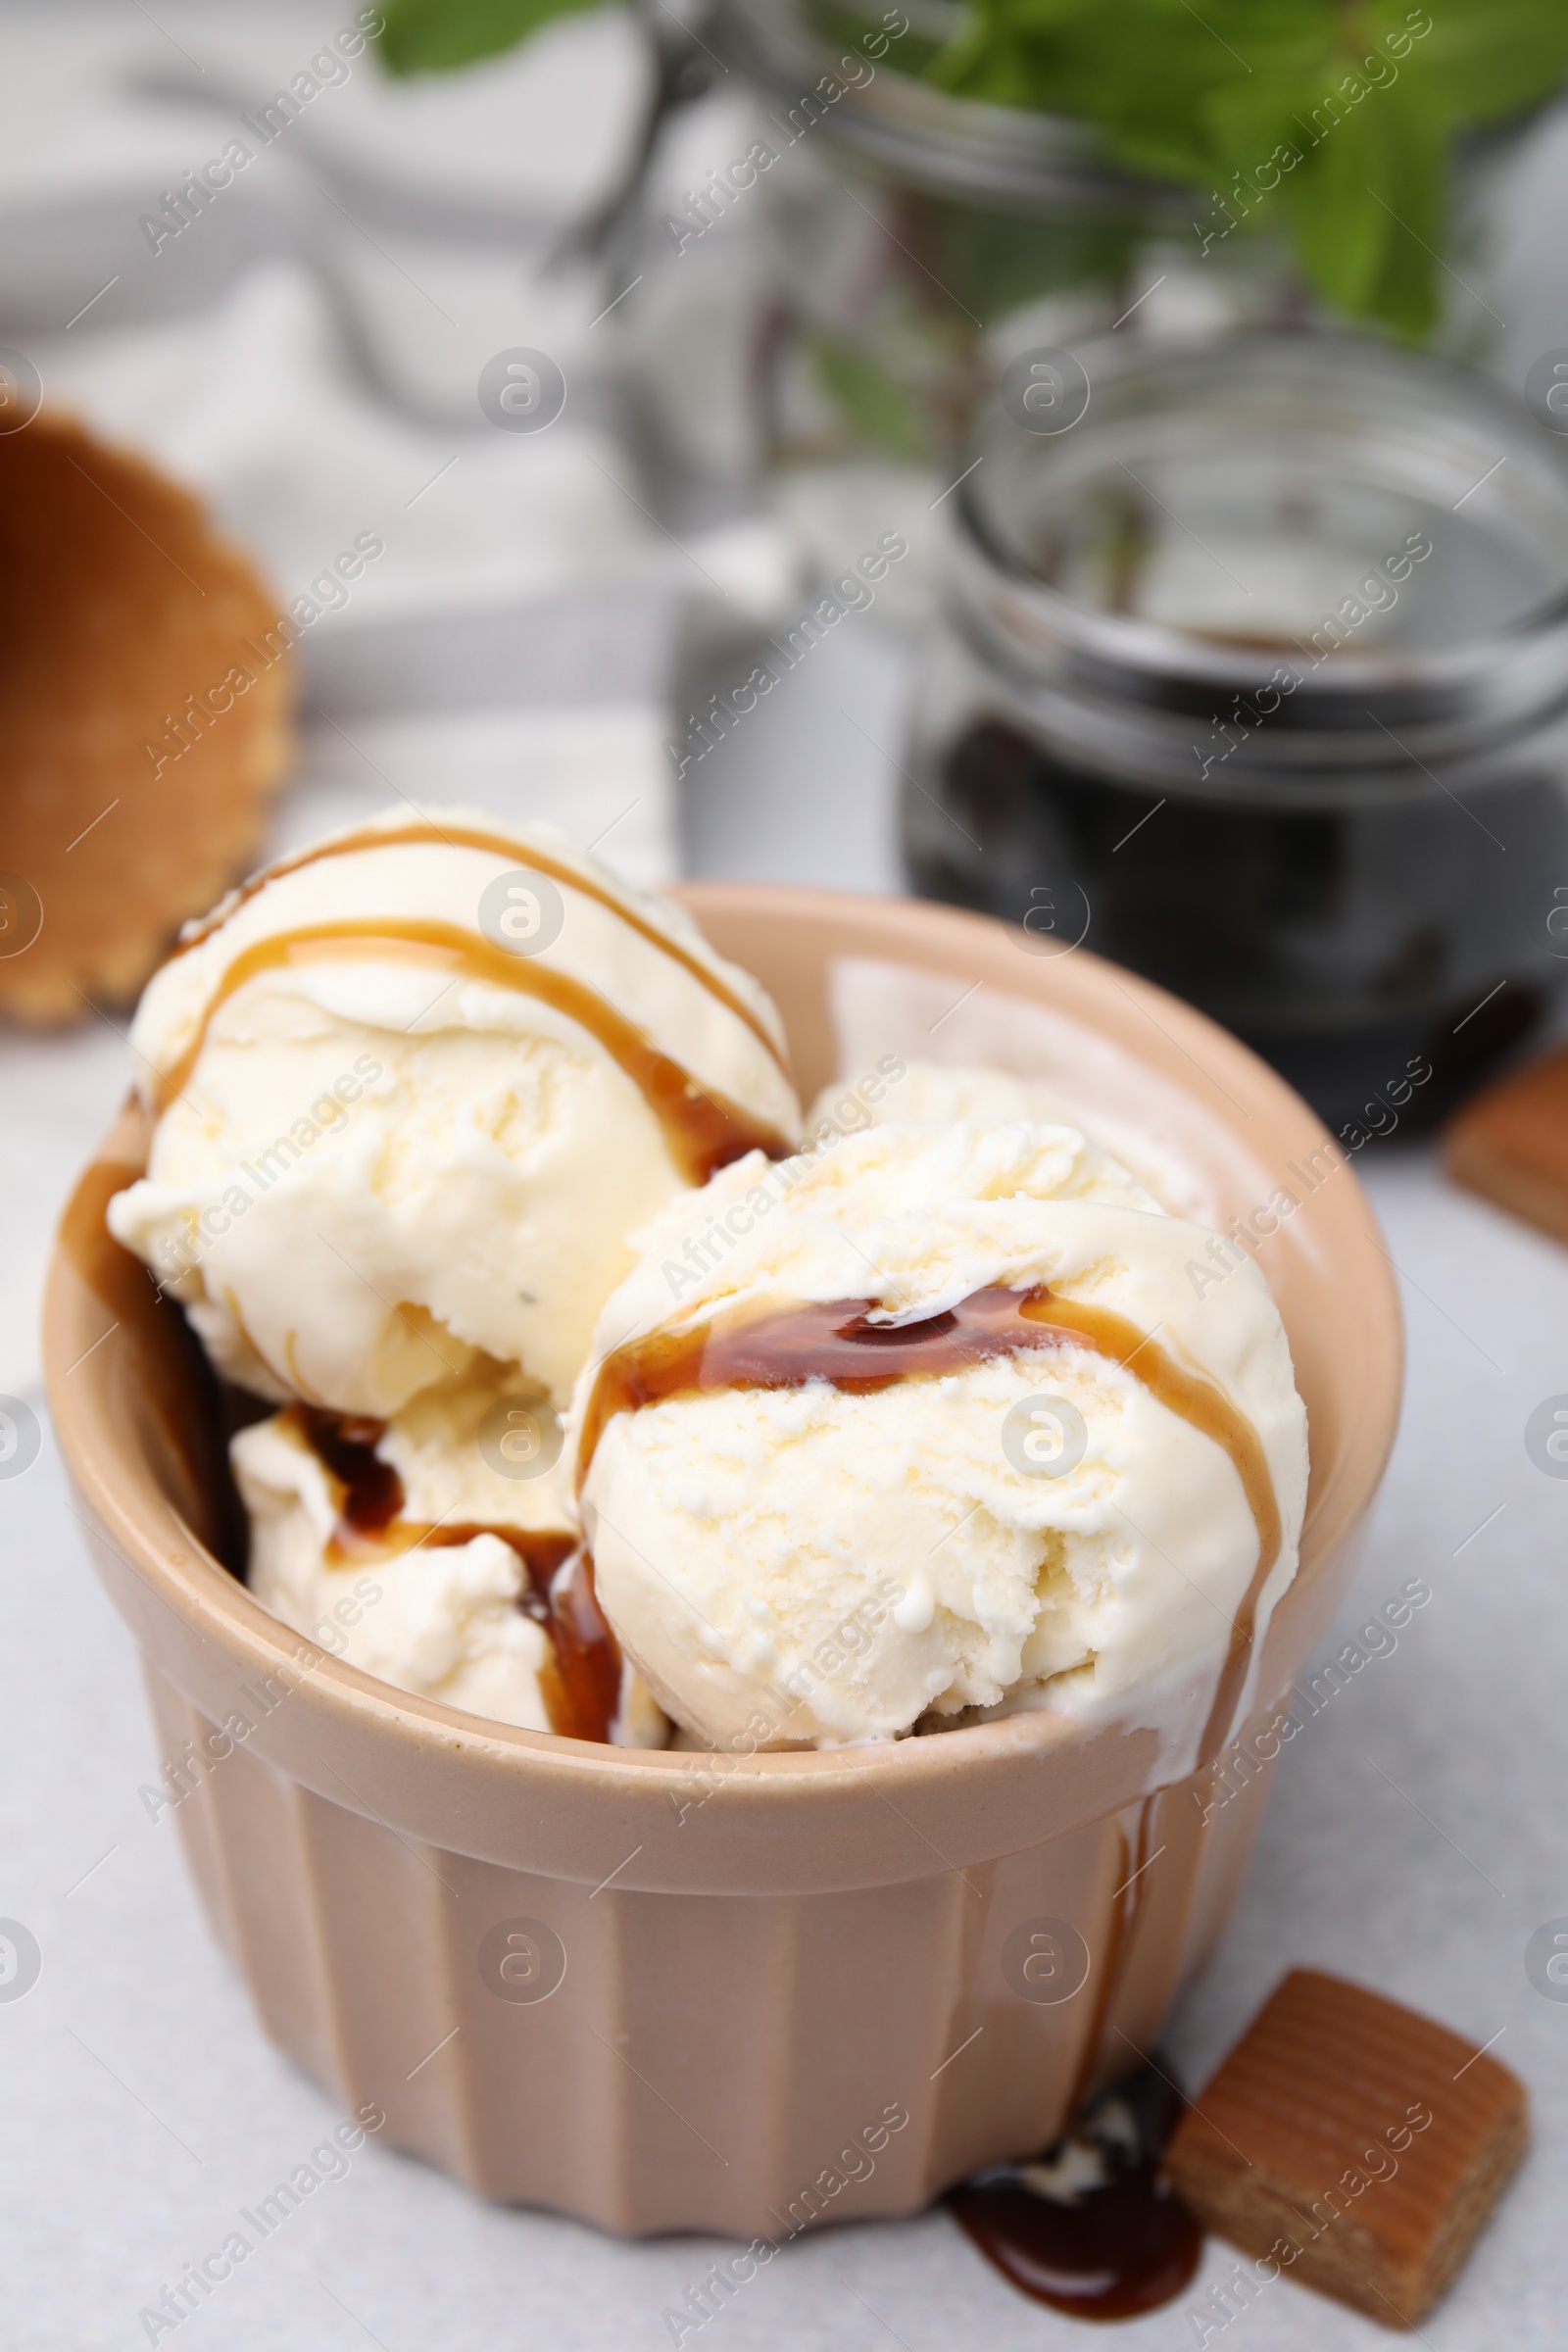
left=1167, top=1970, right=1528, bottom=2328
left=1446, top=1045, right=1568, bottom=1247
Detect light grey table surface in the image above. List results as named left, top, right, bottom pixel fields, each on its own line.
left=5, top=621, right=1568, bottom=2352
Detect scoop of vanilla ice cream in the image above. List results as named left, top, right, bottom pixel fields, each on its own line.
left=108, top=809, right=799, bottom=1415
left=232, top=1370, right=667, bottom=1742
left=809, top=1060, right=1045, bottom=1132
left=809, top=1060, right=1200, bottom=1218
left=572, top=1120, right=1307, bottom=1767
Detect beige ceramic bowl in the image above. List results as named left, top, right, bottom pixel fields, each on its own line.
left=42, top=886, right=1401, bottom=2237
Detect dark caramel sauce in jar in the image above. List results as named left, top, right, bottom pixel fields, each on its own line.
left=908, top=712, right=1561, bottom=1131
left=287, top=1407, right=620, bottom=1743
left=948, top=2062, right=1202, bottom=2321
left=576, top=1284, right=1279, bottom=1764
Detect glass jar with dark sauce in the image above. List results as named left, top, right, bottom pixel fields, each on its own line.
left=902, top=334, right=1568, bottom=1128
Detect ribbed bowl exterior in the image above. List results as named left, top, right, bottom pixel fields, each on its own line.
left=45, top=884, right=1401, bottom=2235
left=141, top=1657, right=1280, bottom=2234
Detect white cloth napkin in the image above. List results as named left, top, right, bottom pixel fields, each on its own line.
left=119, top=6, right=658, bottom=424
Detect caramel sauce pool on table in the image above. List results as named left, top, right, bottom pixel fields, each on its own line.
left=949, top=2058, right=1203, bottom=2320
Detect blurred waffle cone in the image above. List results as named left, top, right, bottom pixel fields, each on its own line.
left=0, top=408, right=294, bottom=1022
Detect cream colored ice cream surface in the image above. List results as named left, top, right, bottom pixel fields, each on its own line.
left=107, top=808, right=800, bottom=1417
left=231, top=1367, right=667, bottom=1743
left=573, top=1119, right=1308, bottom=1774
left=810, top=1058, right=1066, bottom=1137
left=809, top=1056, right=1210, bottom=1219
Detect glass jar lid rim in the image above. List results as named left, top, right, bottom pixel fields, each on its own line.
left=956, top=331, right=1568, bottom=727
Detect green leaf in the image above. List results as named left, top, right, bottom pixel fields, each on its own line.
left=1384, top=0, right=1568, bottom=126
left=1356, top=76, right=1450, bottom=338
left=921, top=0, right=1568, bottom=337
left=810, top=335, right=930, bottom=462
left=376, top=0, right=610, bottom=76
left=1281, top=74, right=1447, bottom=335
left=1286, top=98, right=1403, bottom=318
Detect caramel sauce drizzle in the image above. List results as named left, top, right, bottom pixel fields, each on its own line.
left=289, top=1407, right=619, bottom=1743
left=1065, top=1798, right=1156, bottom=2124
left=60, top=1150, right=248, bottom=1571
left=576, top=1286, right=1281, bottom=1765
left=169, top=818, right=788, bottom=1070
left=156, top=921, right=793, bottom=1186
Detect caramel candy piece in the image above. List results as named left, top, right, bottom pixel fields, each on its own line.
left=1445, top=1047, right=1568, bottom=1247
left=1167, top=1970, right=1528, bottom=2328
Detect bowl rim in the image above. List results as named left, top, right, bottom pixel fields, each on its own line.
left=42, top=880, right=1403, bottom=1820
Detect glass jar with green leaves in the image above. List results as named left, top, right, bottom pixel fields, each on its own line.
left=707, top=0, right=1563, bottom=478
left=379, top=0, right=1568, bottom=491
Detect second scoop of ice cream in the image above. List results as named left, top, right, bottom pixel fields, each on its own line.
left=571, top=1119, right=1308, bottom=1765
